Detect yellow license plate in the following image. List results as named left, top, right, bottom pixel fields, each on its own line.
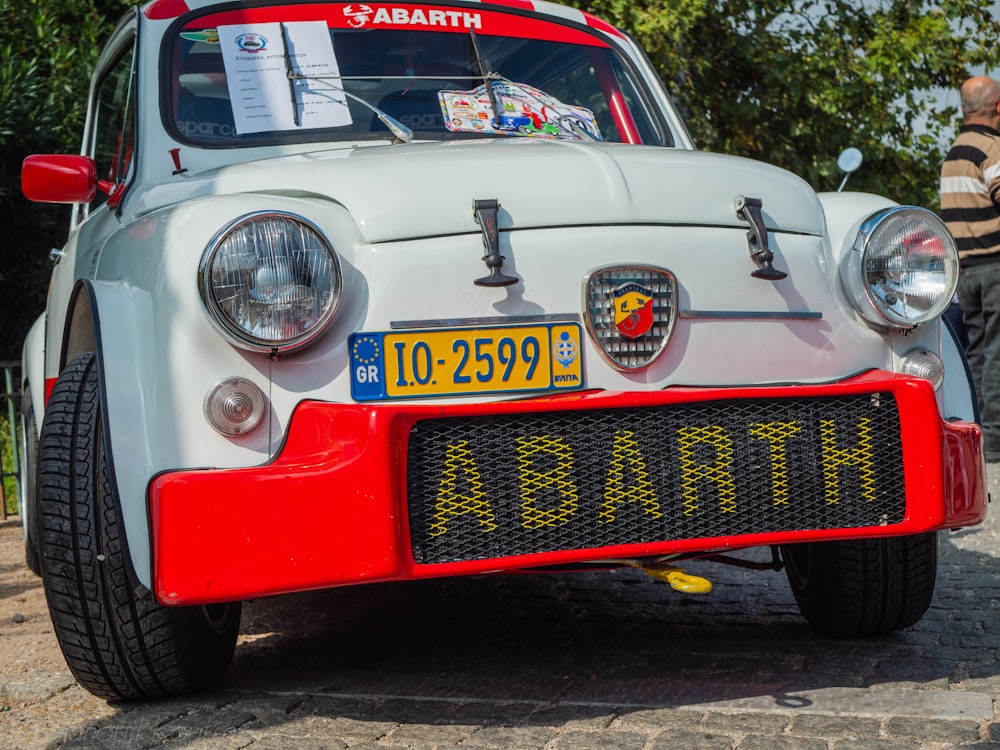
left=349, top=322, right=584, bottom=400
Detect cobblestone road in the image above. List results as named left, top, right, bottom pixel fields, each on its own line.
left=2, top=466, right=999, bottom=749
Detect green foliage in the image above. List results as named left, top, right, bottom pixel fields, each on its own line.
left=575, top=0, right=1000, bottom=206
left=1, top=2, right=102, bottom=149
left=1, top=412, right=18, bottom=517
left=0, top=0, right=135, bottom=361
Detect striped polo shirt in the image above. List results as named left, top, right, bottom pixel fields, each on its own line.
left=940, top=123, right=1000, bottom=265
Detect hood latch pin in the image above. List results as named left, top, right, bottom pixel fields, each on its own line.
left=736, top=196, right=787, bottom=281
left=473, top=199, right=518, bottom=287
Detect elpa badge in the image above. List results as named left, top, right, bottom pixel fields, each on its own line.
left=612, top=282, right=654, bottom=339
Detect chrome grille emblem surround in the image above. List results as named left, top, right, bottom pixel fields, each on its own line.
left=584, top=265, right=678, bottom=370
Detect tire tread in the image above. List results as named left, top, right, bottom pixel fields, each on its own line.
left=38, top=353, right=239, bottom=700
left=782, top=533, right=937, bottom=637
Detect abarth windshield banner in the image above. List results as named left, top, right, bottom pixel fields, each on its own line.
left=185, top=3, right=612, bottom=47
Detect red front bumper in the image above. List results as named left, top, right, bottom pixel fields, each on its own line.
left=149, top=371, right=986, bottom=606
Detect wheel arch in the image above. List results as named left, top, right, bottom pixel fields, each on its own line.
left=61, top=282, right=98, bottom=372
left=939, top=315, right=978, bottom=423
left=57, top=279, right=157, bottom=589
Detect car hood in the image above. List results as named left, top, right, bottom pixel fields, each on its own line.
left=144, top=140, right=826, bottom=243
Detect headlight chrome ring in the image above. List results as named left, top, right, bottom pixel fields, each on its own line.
left=199, top=211, right=342, bottom=353
left=842, top=206, right=958, bottom=329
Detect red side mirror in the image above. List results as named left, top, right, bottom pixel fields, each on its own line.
left=21, top=154, right=98, bottom=204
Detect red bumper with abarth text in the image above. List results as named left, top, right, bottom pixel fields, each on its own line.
left=149, top=370, right=986, bottom=606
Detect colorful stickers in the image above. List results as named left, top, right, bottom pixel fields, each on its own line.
left=439, top=81, right=600, bottom=140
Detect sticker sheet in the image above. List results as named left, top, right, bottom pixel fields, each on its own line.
left=439, top=81, right=601, bottom=139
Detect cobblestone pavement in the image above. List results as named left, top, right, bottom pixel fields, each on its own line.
left=2, top=466, right=999, bottom=749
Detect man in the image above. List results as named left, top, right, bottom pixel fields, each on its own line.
left=940, top=76, right=1000, bottom=463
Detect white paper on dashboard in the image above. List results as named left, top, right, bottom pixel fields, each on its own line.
left=217, top=21, right=352, bottom=134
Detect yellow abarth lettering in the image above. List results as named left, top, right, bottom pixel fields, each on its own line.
left=517, top=435, right=579, bottom=529
left=429, top=440, right=498, bottom=537
left=600, top=430, right=662, bottom=522
left=749, top=421, right=803, bottom=506
left=820, top=417, right=876, bottom=504
left=678, top=426, right=737, bottom=515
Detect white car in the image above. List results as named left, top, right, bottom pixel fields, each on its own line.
left=19, top=0, right=987, bottom=700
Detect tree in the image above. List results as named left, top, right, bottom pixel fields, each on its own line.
left=574, top=0, right=1000, bottom=205
left=0, top=0, right=133, bottom=361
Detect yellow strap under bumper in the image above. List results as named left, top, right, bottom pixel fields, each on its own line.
left=633, top=563, right=712, bottom=594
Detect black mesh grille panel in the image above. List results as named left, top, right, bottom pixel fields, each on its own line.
left=407, top=394, right=905, bottom=564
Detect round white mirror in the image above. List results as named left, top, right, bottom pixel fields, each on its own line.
left=837, top=147, right=863, bottom=174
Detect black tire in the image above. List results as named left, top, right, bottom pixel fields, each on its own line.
left=780, top=533, right=937, bottom=637
left=20, top=389, right=42, bottom=576
left=37, top=352, right=241, bottom=700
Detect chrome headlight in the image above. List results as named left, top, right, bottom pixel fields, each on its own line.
left=842, top=207, right=958, bottom=329
left=199, top=212, right=342, bottom=352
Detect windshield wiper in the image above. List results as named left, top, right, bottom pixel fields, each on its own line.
left=469, top=30, right=502, bottom=129
left=280, top=23, right=302, bottom=127
left=279, top=22, right=412, bottom=143
left=466, top=31, right=596, bottom=142
left=286, top=73, right=414, bottom=143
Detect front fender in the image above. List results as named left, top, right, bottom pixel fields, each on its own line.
left=817, top=190, right=897, bottom=268
left=940, top=316, right=978, bottom=423
left=818, top=192, right=975, bottom=422
left=70, top=279, right=157, bottom=587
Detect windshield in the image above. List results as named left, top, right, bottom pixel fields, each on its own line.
left=165, top=3, right=669, bottom=147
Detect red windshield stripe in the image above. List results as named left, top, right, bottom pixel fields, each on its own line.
left=186, top=3, right=612, bottom=48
